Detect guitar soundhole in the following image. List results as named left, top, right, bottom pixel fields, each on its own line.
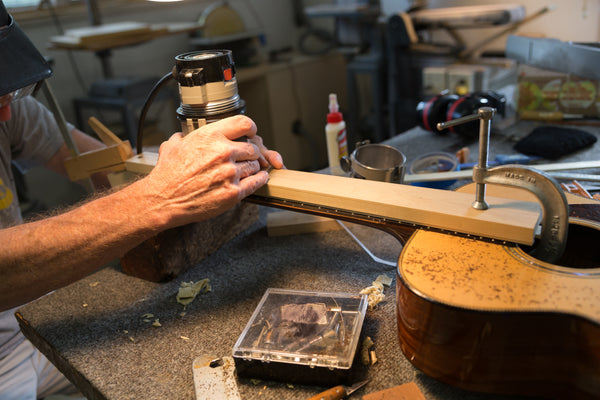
left=519, top=204, right=600, bottom=269
left=556, top=223, right=600, bottom=269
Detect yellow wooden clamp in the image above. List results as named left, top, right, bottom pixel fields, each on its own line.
left=64, top=117, right=134, bottom=181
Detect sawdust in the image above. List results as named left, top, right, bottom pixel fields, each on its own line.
left=360, top=274, right=393, bottom=310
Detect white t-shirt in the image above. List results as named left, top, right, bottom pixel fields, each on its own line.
left=0, top=96, right=73, bottom=361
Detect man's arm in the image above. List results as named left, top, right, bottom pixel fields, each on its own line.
left=0, top=115, right=283, bottom=311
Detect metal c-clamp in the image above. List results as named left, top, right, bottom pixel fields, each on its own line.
left=437, top=107, right=569, bottom=264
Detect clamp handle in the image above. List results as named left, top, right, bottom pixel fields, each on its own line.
left=438, top=107, right=495, bottom=210
left=437, top=107, right=568, bottom=264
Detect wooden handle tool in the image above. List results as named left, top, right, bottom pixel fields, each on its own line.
left=306, top=379, right=369, bottom=400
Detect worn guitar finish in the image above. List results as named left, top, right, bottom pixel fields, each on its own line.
left=396, top=185, right=600, bottom=400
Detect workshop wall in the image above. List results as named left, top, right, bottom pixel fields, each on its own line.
left=426, top=0, right=600, bottom=56
left=13, top=0, right=302, bottom=125
left=12, top=0, right=600, bottom=127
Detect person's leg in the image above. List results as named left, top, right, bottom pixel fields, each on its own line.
left=0, top=340, right=39, bottom=400
left=33, top=343, right=80, bottom=399
left=0, top=339, right=79, bottom=400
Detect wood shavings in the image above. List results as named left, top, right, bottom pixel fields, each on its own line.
left=141, top=313, right=154, bottom=323
left=140, top=313, right=161, bottom=326
left=180, top=336, right=190, bottom=340
left=176, top=279, right=211, bottom=307
left=360, top=274, right=393, bottom=310
left=89, top=281, right=100, bottom=287
left=376, top=274, right=393, bottom=286
left=361, top=336, right=374, bottom=365
left=82, top=303, right=88, bottom=307
left=370, top=350, right=378, bottom=364
left=360, top=336, right=378, bottom=365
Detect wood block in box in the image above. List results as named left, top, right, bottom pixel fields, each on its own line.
left=120, top=203, right=259, bottom=282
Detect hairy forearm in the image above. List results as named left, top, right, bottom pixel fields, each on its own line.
left=0, top=116, right=282, bottom=312
left=0, top=179, right=169, bottom=311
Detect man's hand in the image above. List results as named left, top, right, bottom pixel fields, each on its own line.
left=143, top=115, right=283, bottom=229
left=0, top=115, right=283, bottom=310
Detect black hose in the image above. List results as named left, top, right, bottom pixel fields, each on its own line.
left=136, top=71, right=175, bottom=154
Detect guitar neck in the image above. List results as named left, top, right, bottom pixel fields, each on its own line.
left=124, top=154, right=542, bottom=245
left=248, top=169, right=541, bottom=246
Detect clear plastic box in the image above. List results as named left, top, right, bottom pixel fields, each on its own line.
left=232, top=288, right=369, bottom=384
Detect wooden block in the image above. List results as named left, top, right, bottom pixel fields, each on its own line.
left=107, top=170, right=141, bottom=188
left=64, top=142, right=133, bottom=181
left=267, top=210, right=342, bottom=236
left=62, top=22, right=152, bottom=45
left=362, top=382, right=426, bottom=400
left=253, top=169, right=541, bottom=245
left=125, top=152, right=158, bottom=175
left=120, top=203, right=259, bottom=282
left=88, top=116, right=124, bottom=146
left=124, top=157, right=541, bottom=244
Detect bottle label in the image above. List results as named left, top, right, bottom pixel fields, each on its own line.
left=337, top=128, right=348, bottom=159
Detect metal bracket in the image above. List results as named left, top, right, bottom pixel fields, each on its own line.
left=437, top=107, right=568, bottom=263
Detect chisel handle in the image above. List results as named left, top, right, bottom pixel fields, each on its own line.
left=306, top=385, right=347, bottom=400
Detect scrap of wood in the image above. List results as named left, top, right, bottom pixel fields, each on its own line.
left=362, top=382, right=426, bottom=400
left=125, top=152, right=158, bottom=175
left=63, top=118, right=134, bottom=181
left=88, top=116, right=125, bottom=146
left=48, top=22, right=160, bottom=50
left=267, top=210, right=342, bottom=236
left=64, top=142, right=133, bottom=181
left=48, top=22, right=199, bottom=51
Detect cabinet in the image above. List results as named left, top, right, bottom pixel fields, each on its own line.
left=237, top=53, right=348, bottom=171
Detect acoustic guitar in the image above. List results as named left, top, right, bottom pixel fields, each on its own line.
left=396, top=184, right=600, bottom=400
left=249, top=170, right=600, bottom=400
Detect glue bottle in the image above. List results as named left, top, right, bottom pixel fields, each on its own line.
left=325, top=93, right=348, bottom=175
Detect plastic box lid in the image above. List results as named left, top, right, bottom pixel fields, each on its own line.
left=232, top=288, right=368, bottom=370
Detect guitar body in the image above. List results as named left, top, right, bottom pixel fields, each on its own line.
left=396, top=185, right=600, bottom=399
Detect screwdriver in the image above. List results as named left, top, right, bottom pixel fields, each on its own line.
left=306, top=379, right=369, bottom=400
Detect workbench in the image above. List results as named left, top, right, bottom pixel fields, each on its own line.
left=16, top=120, right=600, bottom=399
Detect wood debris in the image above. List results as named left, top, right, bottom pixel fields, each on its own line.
left=177, top=279, right=211, bottom=307
left=361, top=336, right=374, bottom=365
left=360, top=274, right=393, bottom=310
